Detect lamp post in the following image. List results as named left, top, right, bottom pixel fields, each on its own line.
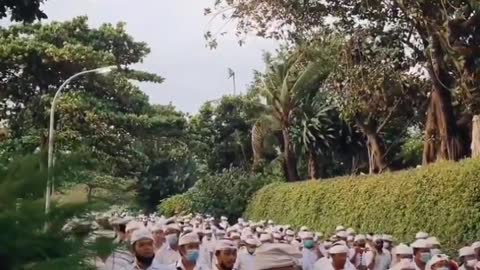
left=45, top=66, right=116, bottom=217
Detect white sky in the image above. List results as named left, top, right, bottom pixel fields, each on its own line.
left=39, top=0, right=278, bottom=113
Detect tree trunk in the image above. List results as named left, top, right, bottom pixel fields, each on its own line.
left=282, top=129, right=299, bottom=181
left=422, top=34, right=464, bottom=164
left=471, top=115, right=480, bottom=158
left=366, top=133, right=389, bottom=174
left=422, top=87, right=463, bottom=164
left=307, top=149, right=320, bottom=180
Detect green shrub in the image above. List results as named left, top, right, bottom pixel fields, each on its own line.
left=159, top=168, right=283, bottom=219
left=245, top=159, right=480, bottom=251
left=158, top=192, right=194, bottom=217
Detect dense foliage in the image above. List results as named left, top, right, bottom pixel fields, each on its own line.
left=0, top=154, right=106, bottom=270
left=159, top=168, right=284, bottom=219
left=245, top=158, right=480, bottom=252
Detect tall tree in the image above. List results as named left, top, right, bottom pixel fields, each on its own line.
left=253, top=48, right=331, bottom=181
left=328, top=34, right=426, bottom=173
left=0, top=17, right=163, bottom=179
left=0, top=0, right=47, bottom=22
left=209, top=0, right=480, bottom=164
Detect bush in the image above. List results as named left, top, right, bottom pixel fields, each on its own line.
left=158, top=192, right=194, bottom=217
left=245, top=159, right=480, bottom=251
left=159, top=168, right=283, bottom=220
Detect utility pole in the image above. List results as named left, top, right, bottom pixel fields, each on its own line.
left=227, top=68, right=236, bottom=95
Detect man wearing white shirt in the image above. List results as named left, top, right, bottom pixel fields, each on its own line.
left=155, top=224, right=182, bottom=265
left=364, top=235, right=392, bottom=270
left=349, top=234, right=370, bottom=270
left=314, top=243, right=356, bottom=270
left=234, top=237, right=257, bottom=270
left=127, top=228, right=166, bottom=270
left=165, top=232, right=207, bottom=270
left=213, top=240, right=238, bottom=270
left=301, top=232, right=319, bottom=270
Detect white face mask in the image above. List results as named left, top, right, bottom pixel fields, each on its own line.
left=466, top=259, right=478, bottom=268
left=384, top=242, right=391, bottom=249
left=430, top=248, right=441, bottom=256
left=165, top=234, right=179, bottom=248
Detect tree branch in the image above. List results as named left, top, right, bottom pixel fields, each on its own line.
left=376, top=99, right=401, bottom=133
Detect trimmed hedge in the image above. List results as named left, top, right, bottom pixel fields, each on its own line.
left=245, top=159, right=480, bottom=250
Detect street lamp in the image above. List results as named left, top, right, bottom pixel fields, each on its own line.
left=45, top=66, right=116, bottom=217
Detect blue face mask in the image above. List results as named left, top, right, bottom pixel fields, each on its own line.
left=185, top=249, right=199, bottom=263
left=420, top=252, right=431, bottom=263
left=304, top=240, right=315, bottom=249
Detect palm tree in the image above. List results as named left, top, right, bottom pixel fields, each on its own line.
left=251, top=52, right=329, bottom=181
left=290, top=93, right=335, bottom=179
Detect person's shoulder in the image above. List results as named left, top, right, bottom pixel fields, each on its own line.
left=314, top=257, right=331, bottom=270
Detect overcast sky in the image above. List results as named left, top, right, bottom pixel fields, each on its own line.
left=37, top=0, right=277, bottom=113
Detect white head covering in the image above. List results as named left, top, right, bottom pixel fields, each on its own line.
left=459, top=246, right=475, bottom=257
left=183, top=226, right=193, bottom=233
left=383, top=234, right=393, bottom=242
left=150, top=223, right=163, bottom=232
left=395, top=244, right=413, bottom=255
left=300, top=226, right=309, bottom=232
left=179, top=232, right=200, bottom=246
left=260, top=233, right=273, bottom=243
left=94, top=230, right=116, bottom=239
left=215, top=239, right=238, bottom=251
left=355, top=234, right=366, bottom=242
left=111, top=216, right=132, bottom=225
left=301, top=232, right=314, bottom=240
left=254, top=243, right=301, bottom=269
left=472, top=242, right=480, bottom=250
left=126, top=221, right=143, bottom=233
left=426, top=254, right=450, bottom=270
left=346, top=228, right=356, bottom=235
left=335, top=225, right=346, bottom=232
left=336, top=231, right=348, bottom=239
left=285, top=229, right=295, bottom=236
left=411, top=239, right=431, bottom=249
left=165, top=223, right=181, bottom=232
left=427, top=237, right=440, bottom=246
left=347, top=235, right=354, bottom=242
left=245, top=237, right=260, bottom=246
left=268, top=220, right=274, bottom=225
left=329, top=243, right=349, bottom=254
left=415, top=232, right=429, bottom=240
left=230, top=232, right=241, bottom=239
left=130, top=228, right=154, bottom=244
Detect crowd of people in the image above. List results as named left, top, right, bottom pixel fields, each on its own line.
left=94, top=213, right=480, bottom=270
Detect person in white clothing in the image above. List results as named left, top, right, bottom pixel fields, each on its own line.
left=166, top=232, right=206, bottom=270
left=459, top=246, right=477, bottom=270
left=425, top=254, right=453, bottom=270
left=155, top=223, right=181, bottom=265
left=255, top=243, right=302, bottom=270
left=411, top=239, right=432, bottom=270
left=151, top=223, right=166, bottom=252
left=349, top=234, right=370, bottom=270
left=427, top=237, right=441, bottom=256
left=214, top=240, right=238, bottom=270
left=390, top=244, right=414, bottom=270
left=301, top=232, right=319, bottom=270
left=128, top=228, right=165, bottom=270
left=471, top=242, right=480, bottom=261
left=234, top=237, right=258, bottom=270
left=104, top=220, right=143, bottom=270
left=314, top=243, right=355, bottom=270
left=364, top=235, right=392, bottom=270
